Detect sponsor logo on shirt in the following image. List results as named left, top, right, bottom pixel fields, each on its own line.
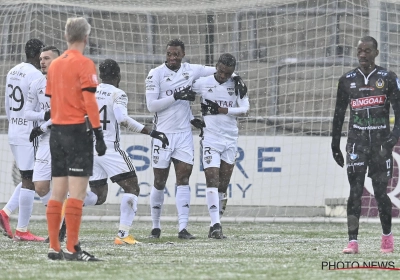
left=353, top=115, right=386, bottom=126
left=346, top=72, right=356, bottom=78
left=350, top=82, right=356, bottom=89
left=358, top=86, right=375, bottom=91
left=351, top=95, right=386, bottom=110
left=377, top=71, right=388, bottom=76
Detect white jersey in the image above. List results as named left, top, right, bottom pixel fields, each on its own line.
left=145, top=62, right=215, bottom=133
left=5, top=62, right=43, bottom=145
left=96, top=83, right=144, bottom=150
left=192, top=75, right=250, bottom=141
left=25, top=75, right=51, bottom=144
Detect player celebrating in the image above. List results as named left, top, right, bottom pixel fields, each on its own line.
left=146, top=39, right=247, bottom=239
left=89, top=59, right=169, bottom=245
left=332, top=36, right=400, bottom=254
left=0, top=39, right=46, bottom=242
left=192, top=53, right=249, bottom=238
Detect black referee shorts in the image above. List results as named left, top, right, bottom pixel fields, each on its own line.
left=50, top=123, right=94, bottom=177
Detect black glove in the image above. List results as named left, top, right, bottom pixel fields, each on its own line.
left=331, top=146, right=344, bottom=168
left=381, top=134, right=398, bottom=155
left=93, top=127, right=107, bottom=156
left=29, top=126, right=45, bottom=142
left=44, top=110, right=51, bottom=121
left=233, top=76, right=247, bottom=99
left=174, top=86, right=196, bottom=101
left=150, top=130, right=169, bottom=148
left=201, top=99, right=220, bottom=115
left=190, top=118, right=206, bottom=137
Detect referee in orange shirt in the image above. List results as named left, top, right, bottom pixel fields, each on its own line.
left=45, top=17, right=106, bottom=261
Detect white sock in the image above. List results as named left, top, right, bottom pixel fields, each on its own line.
left=3, top=182, right=22, bottom=216
left=39, top=189, right=52, bottom=207
left=383, top=232, right=392, bottom=236
left=176, top=185, right=191, bottom=232
left=150, top=186, right=164, bottom=229
left=83, top=191, right=98, bottom=206
left=16, top=188, right=35, bottom=231
left=206, top=188, right=220, bottom=226
left=118, top=193, right=138, bottom=238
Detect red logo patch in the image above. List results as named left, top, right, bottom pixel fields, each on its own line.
left=351, top=95, right=386, bottom=110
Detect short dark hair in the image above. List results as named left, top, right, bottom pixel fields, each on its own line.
left=217, top=53, right=236, bottom=68
left=25, top=38, right=45, bottom=59
left=360, top=36, right=378, bottom=50
left=166, top=39, right=185, bottom=52
left=99, top=59, right=120, bottom=80
left=41, top=45, right=60, bottom=56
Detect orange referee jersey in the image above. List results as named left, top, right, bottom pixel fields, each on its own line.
left=46, top=49, right=100, bottom=128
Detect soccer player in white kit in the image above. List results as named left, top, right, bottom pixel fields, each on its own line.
left=145, top=39, right=219, bottom=239
left=192, top=53, right=249, bottom=239
left=146, top=39, right=248, bottom=239
left=89, top=59, right=169, bottom=245
left=0, top=39, right=45, bottom=242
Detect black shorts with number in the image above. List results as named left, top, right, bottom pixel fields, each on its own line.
left=50, top=123, right=93, bottom=177
left=346, top=141, right=393, bottom=181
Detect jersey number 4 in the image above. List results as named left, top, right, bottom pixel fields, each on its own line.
left=99, top=105, right=110, bottom=130
left=8, top=84, right=24, bottom=111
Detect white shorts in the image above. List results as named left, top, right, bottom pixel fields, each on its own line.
left=10, top=144, right=35, bottom=171
left=201, top=134, right=237, bottom=169
left=33, top=144, right=51, bottom=182
left=90, top=146, right=136, bottom=182
left=151, top=130, right=194, bottom=168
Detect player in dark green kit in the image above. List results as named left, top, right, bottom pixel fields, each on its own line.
left=331, top=36, right=400, bottom=254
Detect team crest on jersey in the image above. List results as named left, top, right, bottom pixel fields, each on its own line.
left=182, top=72, right=189, bottom=80
left=227, top=87, right=235, bottom=95
left=204, top=156, right=212, bottom=164
left=153, top=156, right=159, bottom=164
left=376, top=78, right=384, bottom=89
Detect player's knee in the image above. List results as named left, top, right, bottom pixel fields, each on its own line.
left=35, top=184, right=50, bottom=197
left=95, top=190, right=108, bottom=205
left=89, top=179, right=108, bottom=205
